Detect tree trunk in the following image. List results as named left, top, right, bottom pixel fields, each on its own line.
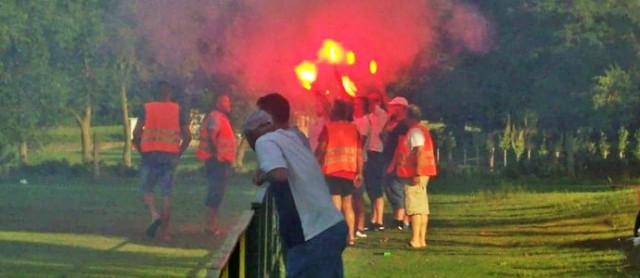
left=475, top=144, right=480, bottom=167
left=76, top=106, right=93, bottom=164
left=565, top=130, right=575, bottom=177
left=463, top=147, right=467, bottom=166
left=93, top=132, right=100, bottom=180
left=120, top=83, right=132, bottom=167
left=527, top=149, right=532, bottom=161
left=503, top=149, right=508, bottom=167
left=234, top=137, right=249, bottom=172
left=19, top=141, right=28, bottom=164
left=488, top=147, right=495, bottom=172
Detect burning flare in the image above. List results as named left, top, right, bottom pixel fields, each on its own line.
left=318, top=39, right=346, bottom=64
left=341, top=76, right=358, bottom=97
left=295, top=61, right=318, bottom=90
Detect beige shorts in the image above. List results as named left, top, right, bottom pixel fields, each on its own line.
left=403, top=176, right=430, bottom=215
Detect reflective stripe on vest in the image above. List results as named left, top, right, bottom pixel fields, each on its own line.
left=321, top=121, right=359, bottom=175
left=195, top=111, right=236, bottom=162
left=395, top=124, right=437, bottom=178
left=140, top=102, right=182, bottom=153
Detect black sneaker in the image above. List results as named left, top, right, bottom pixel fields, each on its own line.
left=395, top=220, right=404, bottom=231
left=146, top=218, right=162, bottom=238
left=375, top=223, right=385, bottom=231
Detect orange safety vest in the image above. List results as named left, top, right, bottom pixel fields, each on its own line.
left=395, top=124, right=437, bottom=178
left=140, top=102, right=182, bottom=153
left=196, top=110, right=236, bottom=163
left=321, top=121, right=360, bottom=175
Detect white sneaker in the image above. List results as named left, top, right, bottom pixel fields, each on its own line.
left=633, top=237, right=640, bottom=247
left=356, top=230, right=367, bottom=238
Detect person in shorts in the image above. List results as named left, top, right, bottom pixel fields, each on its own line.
left=391, top=105, right=437, bottom=248
left=316, top=100, right=364, bottom=246
left=133, top=81, right=192, bottom=241
left=383, top=97, right=410, bottom=230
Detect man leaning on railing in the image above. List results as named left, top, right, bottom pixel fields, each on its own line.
left=244, top=93, right=348, bottom=278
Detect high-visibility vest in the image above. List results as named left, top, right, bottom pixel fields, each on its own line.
left=321, top=121, right=360, bottom=175
left=395, top=124, right=437, bottom=178
left=140, top=102, right=182, bottom=153
left=196, top=110, right=236, bottom=163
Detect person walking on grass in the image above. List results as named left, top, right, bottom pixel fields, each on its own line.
left=132, top=81, right=192, bottom=241
left=195, top=94, right=236, bottom=235
left=316, top=99, right=364, bottom=247
left=387, top=105, right=437, bottom=248
left=245, top=94, right=347, bottom=278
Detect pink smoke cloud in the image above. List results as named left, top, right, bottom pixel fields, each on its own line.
left=133, top=0, right=493, bottom=99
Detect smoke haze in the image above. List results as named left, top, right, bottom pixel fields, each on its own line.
left=132, top=0, right=492, bottom=97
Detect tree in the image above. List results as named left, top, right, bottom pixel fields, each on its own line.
left=55, top=1, right=116, bottom=164
left=0, top=1, right=68, bottom=163
left=498, top=116, right=512, bottom=167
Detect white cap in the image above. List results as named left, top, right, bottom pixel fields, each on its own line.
left=242, top=110, right=273, bottom=135
left=388, top=97, right=408, bottom=107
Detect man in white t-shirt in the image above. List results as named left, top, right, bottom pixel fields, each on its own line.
left=363, top=91, right=389, bottom=232
left=246, top=93, right=347, bottom=278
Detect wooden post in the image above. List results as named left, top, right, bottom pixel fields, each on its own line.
left=93, top=132, right=100, bottom=181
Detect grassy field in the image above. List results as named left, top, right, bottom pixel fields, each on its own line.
left=2, top=126, right=640, bottom=277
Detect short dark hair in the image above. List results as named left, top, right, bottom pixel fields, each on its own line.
left=329, top=100, right=353, bottom=122
left=257, top=93, right=290, bottom=123
left=355, top=96, right=370, bottom=114
left=156, top=81, right=173, bottom=101
left=406, top=104, right=422, bottom=120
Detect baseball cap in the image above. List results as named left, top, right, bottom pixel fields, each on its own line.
left=388, top=97, right=408, bottom=107
left=242, top=110, right=273, bottom=135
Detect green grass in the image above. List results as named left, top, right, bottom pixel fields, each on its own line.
left=343, top=184, right=640, bottom=277
left=0, top=173, right=258, bottom=277
left=4, top=127, right=640, bottom=277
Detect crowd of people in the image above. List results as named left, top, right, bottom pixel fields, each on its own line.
left=132, top=81, right=437, bottom=277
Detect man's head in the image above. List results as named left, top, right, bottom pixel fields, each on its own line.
left=406, top=104, right=422, bottom=125
left=216, top=94, right=231, bottom=114
left=387, top=97, right=408, bottom=120
left=156, top=81, right=173, bottom=101
left=256, top=93, right=290, bottom=125
left=242, top=110, right=274, bottom=150
left=329, top=99, right=354, bottom=122
left=367, top=90, right=384, bottom=110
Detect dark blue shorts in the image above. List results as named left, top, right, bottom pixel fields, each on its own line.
left=285, top=220, right=347, bottom=278
left=384, top=174, right=404, bottom=210
left=140, top=152, right=178, bottom=196
left=205, top=159, right=231, bottom=208
left=326, top=176, right=354, bottom=197
left=364, top=151, right=384, bottom=200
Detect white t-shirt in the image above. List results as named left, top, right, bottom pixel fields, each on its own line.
left=308, top=117, right=326, bottom=153
left=368, top=106, right=388, bottom=152
left=255, top=128, right=344, bottom=241
left=408, top=127, right=425, bottom=149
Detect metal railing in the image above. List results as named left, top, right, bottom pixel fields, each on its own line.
left=208, top=186, right=284, bottom=277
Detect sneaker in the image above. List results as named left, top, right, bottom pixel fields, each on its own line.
left=146, top=218, right=162, bottom=238
left=375, top=223, right=385, bottom=231
left=355, top=230, right=368, bottom=238
left=394, top=220, right=405, bottom=231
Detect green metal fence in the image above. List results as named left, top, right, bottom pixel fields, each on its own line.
left=207, top=187, right=284, bottom=277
